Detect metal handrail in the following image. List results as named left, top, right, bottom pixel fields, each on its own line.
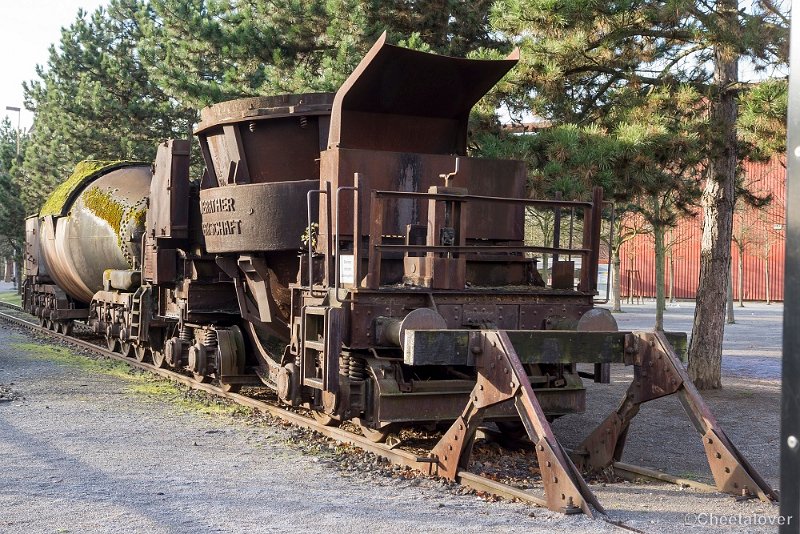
left=361, top=183, right=604, bottom=293
left=373, top=244, right=591, bottom=255
left=594, top=201, right=615, bottom=304
left=369, top=189, right=592, bottom=258
left=372, top=189, right=592, bottom=208
left=334, top=185, right=358, bottom=303
left=306, top=188, right=329, bottom=292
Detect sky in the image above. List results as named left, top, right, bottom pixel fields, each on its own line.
left=0, top=0, right=107, bottom=132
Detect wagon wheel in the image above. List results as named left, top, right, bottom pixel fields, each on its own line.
left=62, top=321, right=74, bottom=336
left=55, top=321, right=66, bottom=334
left=312, top=411, right=341, bottom=427
left=106, top=336, right=120, bottom=352
left=359, top=422, right=395, bottom=443
left=119, top=341, right=135, bottom=358
left=134, top=345, right=149, bottom=363
left=151, top=349, right=166, bottom=369
left=38, top=316, right=46, bottom=328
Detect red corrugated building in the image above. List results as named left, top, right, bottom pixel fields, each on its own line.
left=619, top=157, right=786, bottom=302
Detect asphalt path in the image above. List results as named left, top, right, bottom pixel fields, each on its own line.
left=601, top=300, right=782, bottom=380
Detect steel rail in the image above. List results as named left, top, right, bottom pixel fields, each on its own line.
left=612, top=462, right=718, bottom=493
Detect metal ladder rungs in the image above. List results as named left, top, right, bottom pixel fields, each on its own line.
left=304, top=340, right=325, bottom=351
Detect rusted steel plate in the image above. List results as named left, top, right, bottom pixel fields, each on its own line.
left=319, top=148, right=526, bottom=244
left=328, top=33, right=518, bottom=155
left=197, top=94, right=334, bottom=186
left=199, top=180, right=318, bottom=253
left=149, top=140, right=190, bottom=240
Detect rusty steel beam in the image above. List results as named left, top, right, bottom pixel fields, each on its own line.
left=612, top=462, right=719, bottom=493
left=403, top=329, right=687, bottom=366
left=428, top=330, right=605, bottom=516
left=574, top=331, right=778, bottom=503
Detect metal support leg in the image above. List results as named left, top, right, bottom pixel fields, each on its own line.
left=429, top=331, right=604, bottom=516
left=574, top=331, right=778, bottom=503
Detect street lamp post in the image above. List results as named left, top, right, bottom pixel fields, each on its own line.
left=5, top=106, right=20, bottom=158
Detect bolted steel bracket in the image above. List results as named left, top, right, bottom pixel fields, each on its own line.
left=573, top=412, right=626, bottom=472
left=429, top=330, right=604, bottom=517
left=575, top=330, right=778, bottom=504
left=429, top=415, right=472, bottom=479
left=702, top=429, right=764, bottom=500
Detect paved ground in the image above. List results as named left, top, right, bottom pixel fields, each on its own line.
left=600, top=299, right=783, bottom=380
left=0, top=281, right=17, bottom=294
left=0, top=296, right=785, bottom=533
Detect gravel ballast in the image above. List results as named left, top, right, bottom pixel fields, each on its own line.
left=0, top=302, right=783, bottom=533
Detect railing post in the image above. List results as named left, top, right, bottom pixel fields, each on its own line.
left=324, top=181, right=332, bottom=287
left=590, top=187, right=603, bottom=292
left=353, top=174, right=363, bottom=287
left=553, top=191, right=562, bottom=263
left=580, top=187, right=604, bottom=293
left=367, top=190, right=383, bottom=289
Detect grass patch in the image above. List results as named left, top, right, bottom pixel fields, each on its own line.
left=0, top=291, right=21, bottom=306
left=129, top=379, right=250, bottom=416
left=11, top=339, right=251, bottom=418
left=11, top=341, right=134, bottom=380
left=128, top=381, right=181, bottom=397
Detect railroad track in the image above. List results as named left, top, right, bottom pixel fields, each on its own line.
left=0, top=300, right=678, bottom=532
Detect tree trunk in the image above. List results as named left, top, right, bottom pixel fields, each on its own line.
left=612, top=252, right=622, bottom=312
left=737, top=245, right=745, bottom=307
left=542, top=253, right=549, bottom=285
left=726, top=263, right=735, bottom=324
left=765, top=252, right=771, bottom=305
left=668, top=249, right=676, bottom=303
left=627, top=255, right=635, bottom=304
left=654, top=221, right=666, bottom=331
left=687, top=33, right=738, bottom=390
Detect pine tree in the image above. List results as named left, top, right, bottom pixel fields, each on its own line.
left=133, top=0, right=500, bottom=107
left=0, top=118, right=26, bottom=283
left=488, top=0, right=788, bottom=389
left=22, top=1, right=195, bottom=207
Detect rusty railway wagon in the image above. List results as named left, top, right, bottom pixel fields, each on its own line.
left=21, top=35, right=776, bottom=515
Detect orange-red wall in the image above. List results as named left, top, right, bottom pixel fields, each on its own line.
left=619, top=157, right=786, bottom=302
